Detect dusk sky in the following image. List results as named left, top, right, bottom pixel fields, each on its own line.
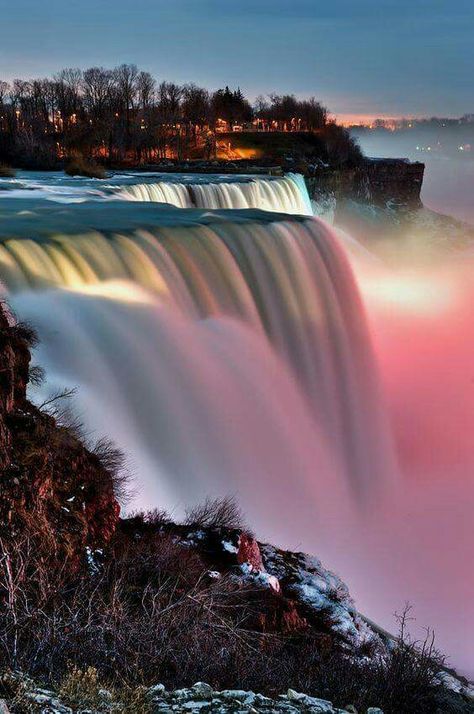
left=1, top=0, right=473, bottom=120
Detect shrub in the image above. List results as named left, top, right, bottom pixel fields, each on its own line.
left=0, top=163, right=16, bottom=177
left=185, top=495, right=246, bottom=530
left=92, top=436, right=130, bottom=504
left=65, top=155, right=107, bottom=179
left=28, top=364, right=45, bottom=387
left=59, top=666, right=103, bottom=709
left=10, top=320, right=39, bottom=348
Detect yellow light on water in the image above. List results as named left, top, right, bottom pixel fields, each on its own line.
left=66, top=280, right=157, bottom=305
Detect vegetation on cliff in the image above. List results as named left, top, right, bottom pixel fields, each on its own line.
left=0, top=302, right=471, bottom=713
left=0, top=306, right=121, bottom=575
left=217, top=129, right=362, bottom=168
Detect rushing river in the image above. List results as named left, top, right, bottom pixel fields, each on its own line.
left=0, top=170, right=472, bottom=675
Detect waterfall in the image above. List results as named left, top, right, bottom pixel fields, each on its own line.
left=0, top=199, right=393, bottom=498
left=0, top=171, right=315, bottom=215
left=12, top=285, right=337, bottom=525
left=119, top=174, right=314, bottom=215
left=2, top=178, right=471, bottom=673
left=119, top=180, right=194, bottom=208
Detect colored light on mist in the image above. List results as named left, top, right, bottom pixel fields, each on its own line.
left=360, top=273, right=455, bottom=316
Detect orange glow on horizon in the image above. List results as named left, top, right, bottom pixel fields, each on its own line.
left=333, top=113, right=416, bottom=127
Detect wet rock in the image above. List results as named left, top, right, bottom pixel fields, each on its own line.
left=192, top=682, right=214, bottom=698
left=286, top=689, right=335, bottom=712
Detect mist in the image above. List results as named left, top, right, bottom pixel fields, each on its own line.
left=336, top=239, right=474, bottom=677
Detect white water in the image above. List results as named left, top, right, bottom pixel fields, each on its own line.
left=116, top=174, right=313, bottom=214
left=12, top=284, right=339, bottom=522
left=0, top=171, right=313, bottom=215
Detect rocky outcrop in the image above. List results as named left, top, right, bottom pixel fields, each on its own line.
left=362, top=159, right=424, bottom=206
left=0, top=304, right=120, bottom=572
left=118, top=518, right=385, bottom=655
left=307, top=159, right=425, bottom=209
left=0, top=670, right=384, bottom=713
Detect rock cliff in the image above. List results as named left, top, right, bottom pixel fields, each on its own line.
left=307, top=158, right=425, bottom=209
left=0, top=304, right=119, bottom=572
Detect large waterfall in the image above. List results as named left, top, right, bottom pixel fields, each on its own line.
left=0, top=196, right=392, bottom=503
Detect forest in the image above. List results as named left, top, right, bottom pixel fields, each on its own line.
left=0, top=64, right=359, bottom=168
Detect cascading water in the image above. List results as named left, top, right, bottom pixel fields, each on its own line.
left=0, top=171, right=314, bottom=215
left=12, top=285, right=335, bottom=527
left=0, top=198, right=392, bottom=499
left=118, top=173, right=314, bottom=214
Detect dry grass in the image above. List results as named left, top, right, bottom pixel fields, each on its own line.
left=0, top=527, right=468, bottom=714
left=59, top=666, right=104, bottom=709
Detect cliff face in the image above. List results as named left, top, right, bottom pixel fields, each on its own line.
left=0, top=305, right=119, bottom=571
left=362, top=159, right=425, bottom=206
left=307, top=158, right=425, bottom=208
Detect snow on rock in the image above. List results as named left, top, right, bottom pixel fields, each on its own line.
left=260, top=544, right=382, bottom=651
left=145, top=683, right=376, bottom=713
left=287, top=688, right=337, bottom=711
left=0, top=670, right=385, bottom=713
left=222, top=539, right=239, bottom=554
left=123, top=522, right=387, bottom=651
left=24, top=690, right=73, bottom=713
left=192, top=682, right=214, bottom=698
left=435, top=671, right=474, bottom=701
left=239, top=561, right=281, bottom=593
left=172, top=527, right=383, bottom=647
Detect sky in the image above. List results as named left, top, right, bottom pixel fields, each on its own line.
left=0, top=0, right=473, bottom=120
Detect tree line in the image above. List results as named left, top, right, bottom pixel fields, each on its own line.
left=0, top=64, right=338, bottom=167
